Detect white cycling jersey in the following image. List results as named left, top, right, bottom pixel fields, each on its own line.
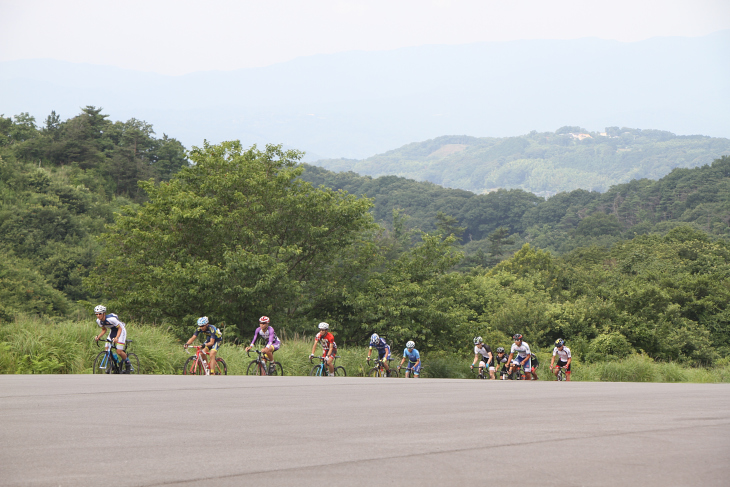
left=553, top=346, right=571, bottom=362
left=510, top=341, right=531, bottom=358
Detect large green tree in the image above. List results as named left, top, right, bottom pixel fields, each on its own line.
left=86, top=141, right=374, bottom=337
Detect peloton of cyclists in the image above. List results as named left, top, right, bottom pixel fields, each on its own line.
left=398, top=341, right=421, bottom=378
left=184, top=317, right=223, bottom=374
left=93, top=305, right=132, bottom=373
left=550, top=338, right=572, bottom=380
left=310, top=322, right=337, bottom=377
left=367, top=333, right=392, bottom=376
left=471, top=336, right=495, bottom=379
left=245, top=316, right=281, bottom=370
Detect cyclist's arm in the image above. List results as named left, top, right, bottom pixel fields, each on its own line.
left=566, top=356, right=572, bottom=368
left=472, top=353, right=480, bottom=367
left=398, top=357, right=406, bottom=367
left=487, top=352, right=493, bottom=366
left=550, top=353, right=556, bottom=368
left=310, top=341, right=317, bottom=356
left=367, top=346, right=372, bottom=360
left=95, top=326, right=107, bottom=341
left=326, top=343, right=334, bottom=358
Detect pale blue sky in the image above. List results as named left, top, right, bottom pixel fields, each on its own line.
left=1, top=0, right=729, bottom=74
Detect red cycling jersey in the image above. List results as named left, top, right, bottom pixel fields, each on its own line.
left=315, top=331, right=337, bottom=356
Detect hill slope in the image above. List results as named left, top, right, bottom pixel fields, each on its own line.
left=312, top=128, right=730, bottom=196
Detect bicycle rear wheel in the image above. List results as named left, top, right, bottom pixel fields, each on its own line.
left=309, top=365, right=322, bottom=376
left=92, top=351, right=111, bottom=374
left=267, top=362, right=283, bottom=376
left=334, top=366, right=346, bottom=377
left=247, top=360, right=265, bottom=376
left=183, top=356, right=202, bottom=375
left=214, top=358, right=227, bottom=375
left=126, top=353, right=140, bottom=374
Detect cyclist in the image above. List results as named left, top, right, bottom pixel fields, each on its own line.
left=93, top=305, right=131, bottom=373
left=495, top=346, right=509, bottom=379
left=184, top=317, right=223, bottom=374
left=366, top=333, right=392, bottom=376
left=398, top=340, right=421, bottom=378
left=530, top=352, right=539, bottom=380
left=471, top=336, right=495, bottom=379
left=245, top=316, right=281, bottom=369
left=310, top=322, right=337, bottom=377
left=550, top=338, right=572, bottom=380
left=506, top=333, right=532, bottom=380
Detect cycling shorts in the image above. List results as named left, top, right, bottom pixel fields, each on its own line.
left=513, top=357, right=530, bottom=370
left=107, top=327, right=126, bottom=350
left=262, top=340, right=281, bottom=351
left=479, top=359, right=495, bottom=371
left=203, top=340, right=221, bottom=352
left=377, top=349, right=391, bottom=361
left=556, top=359, right=571, bottom=371
left=407, top=362, right=421, bottom=374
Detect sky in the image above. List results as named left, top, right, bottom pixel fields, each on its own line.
left=1, top=0, right=729, bottom=75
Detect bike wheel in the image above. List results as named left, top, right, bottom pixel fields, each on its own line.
left=247, top=360, right=264, bottom=376
left=268, top=362, right=284, bottom=376
left=369, top=367, right=383, bottom=378
left=334, top=366, right=346, bottom=377
left=126, top=353, right=140, bottom=374
left=557, top=369, right=566, bottom=381
left=309, top=365, right=322, bottom=376
left=214, top=358, right=227, bottom=375
left=183, top=356, right=200, bottom=375
left=92, top=351, right=111, bottom=374
left=388, top=367, right=399, bottom=378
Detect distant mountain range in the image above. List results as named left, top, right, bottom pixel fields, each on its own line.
left=312, top=127, right=730, bottom=196
left=1, top=30, right=728, bottom=160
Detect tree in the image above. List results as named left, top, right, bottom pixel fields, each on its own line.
left=86, top=141, right=374, bottom=337
left=486, top=226, right=514, bottom=266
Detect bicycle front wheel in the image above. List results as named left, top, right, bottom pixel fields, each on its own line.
left=309, top=365, right=322, bottom=376
left=126, top=353, right=140, bottom=374
left=334, top=366, right=346, bottom=377
left=183, top=356, right=201, bottom=375
left=92, top=351, right=111, bottom=374
left=369, top=367, right=383, bottom=378
left=247, top=360, right=264, bottom=376
left=557, top=369, right=566, bottom=381
left=213, top=358, right=227, bottom=375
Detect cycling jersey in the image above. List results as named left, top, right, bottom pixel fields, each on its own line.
left=403, top=348, right=420, bottom=364
left=474, top=344, right=493, bottom=365
left=553, top=346, right=572, bottom=362
left=96, top=313, right=125, bottom=329
left=530, top=353, right=539, bottom=367
left=194, top=325, right=222, bottom=342
left=250, top=326, right=280, bottom=350
left=510, top=341, right=531, bottom=358
left=315, top=331, right=337, bottom=355
left=370, top=338, right=391, bottom=359
left=97, top=313, right=126, bottom=348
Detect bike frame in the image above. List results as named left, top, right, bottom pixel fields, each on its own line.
left=185, top=346, right=210, bottom=375
left=96, top=338, right=128, bottom=373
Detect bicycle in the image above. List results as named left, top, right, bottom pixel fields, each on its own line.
left=398, top=363, right=423, bottom=378
left=309, top=355, right=346, bottom=376
left=472, top=364, right=489, bottom=379
left=367, top=357, right=398, bottom=378
left=182, top=345, right=227, bottom=375
left=93, top=339, right=140, bottom=374
left=246, top=349, right=284, bottom=376
left=552, top=365, right=568, bottom=381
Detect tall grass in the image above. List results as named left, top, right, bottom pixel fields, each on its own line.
left=1, top=317, right=729, bottom=382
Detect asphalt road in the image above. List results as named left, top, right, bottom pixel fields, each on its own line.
left=1, top=375, right=729, bottom=487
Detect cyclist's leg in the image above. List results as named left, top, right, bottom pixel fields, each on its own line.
left=262, top=345, right=274, bottom=362
left=488, top=363, right=496, bottom=380
left=208, top=348, right=218, bottom=374
left=412, top=362, right=421, bottom=378
left=566, top=362, right=572, bottom=381
left=325, top=355, right=335, bottom=375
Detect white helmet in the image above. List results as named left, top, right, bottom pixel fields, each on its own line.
left=474, top=336, right=483, bottom=345
left=318, top=322, right=329, bottom=330
left=94, top=305, right=106, bottom=314
left=406, top=340, right=415, bottom=349
left=370, top=333, right=380, bottom=344
left=197, top=316, right=209, bottom=326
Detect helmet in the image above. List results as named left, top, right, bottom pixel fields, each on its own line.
left=406, top=340, right=415, bottom=349
left=513, top=333, right=523, bottom=341
left=318, top=322, right=329, bottom=330
left=555, top=338, right=565, bottom=347
left=473, top=336, right=483, bottom=345
left=370, top=333, right=380, bottom=344
left=197, top=316, right=209, bottom=326
left=94, top=305, right=106, bottom=314
left=496, top=347, right=505, bottom=353
left=259, top=316, right=270, bottom=324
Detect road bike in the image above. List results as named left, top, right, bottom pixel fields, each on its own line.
left=183, top=345, right=227, bottom=375
left=398, top=363, right=423, bottom=378
left=367, top=357, right=398, bottom=378
left=93, top=338, right=140, bottom=374
left=472, top=364, right=490, bottom=379
left=246, top=349, right=284, bottom=376
left=309, top=355, right=346, bottom=376
left=552, top=365, right=568, bottom=381
left=500, top=364, right=525, bottom=380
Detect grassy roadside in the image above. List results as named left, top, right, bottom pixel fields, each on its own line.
left=1, top=316, right=729, bottom=382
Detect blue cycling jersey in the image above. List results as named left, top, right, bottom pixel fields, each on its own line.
left=194, top=325, right=222, bottom=342
left=369, top=338, right=390, bottom=352
left=403, top=348, right=420, bottom=363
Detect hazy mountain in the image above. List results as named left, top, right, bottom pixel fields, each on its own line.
left=1, top=30, right=728, bottom=160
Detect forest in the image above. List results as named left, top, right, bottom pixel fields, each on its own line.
left=313, top=127, right=730, bottom=196
left=1, top=109, right=729, bottom=371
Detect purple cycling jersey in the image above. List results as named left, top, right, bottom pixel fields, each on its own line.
left=250, top=326, right=280, bottom=347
